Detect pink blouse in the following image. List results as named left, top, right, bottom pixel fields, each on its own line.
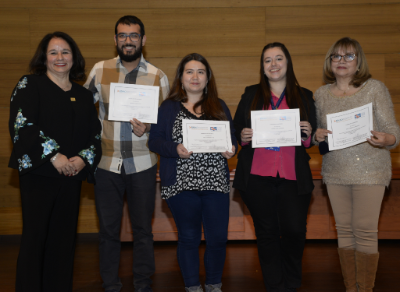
left=245, top=93, right=311, bottom=180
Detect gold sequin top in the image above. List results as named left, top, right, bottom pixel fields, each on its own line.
left=314, top=79, right=400, bottom=186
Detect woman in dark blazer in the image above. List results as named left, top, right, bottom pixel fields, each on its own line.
left=233, top=42, right=316, bottom=292
left=9, top=31, right=101, bottom=292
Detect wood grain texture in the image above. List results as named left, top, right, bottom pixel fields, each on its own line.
left=29, top=8, right=265, bottom=58
left=149, top=0, right=400, bottom=8
left=265, top=4, right=400, bottom=55
left=2, top=0, right=400, bottom=8
left=2, top=1, right=400, bottom=237
left=0, top=10, right=30, bottom=59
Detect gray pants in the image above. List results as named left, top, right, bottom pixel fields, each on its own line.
left=327, top=184, right=385, bottom=254
left=95, top=165, right=157, bottom=291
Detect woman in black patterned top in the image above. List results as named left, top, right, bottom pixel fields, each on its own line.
left=149, top=53, right=237, bottom=292
left=8, top=32, right=101, bottom=292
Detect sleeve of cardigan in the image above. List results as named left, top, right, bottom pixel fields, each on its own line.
left=372, top=80, right=400, bottom=150
left=219, top=99, right=238, bottom=155
left=9, top=75, right=61, bottom=174
left=149, top=101, right=180, bottom=158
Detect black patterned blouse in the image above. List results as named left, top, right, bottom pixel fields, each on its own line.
left=161, top=104, right=230, bottom=199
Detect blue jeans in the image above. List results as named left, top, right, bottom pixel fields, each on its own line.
left=166, top=190, right=230, bottom=287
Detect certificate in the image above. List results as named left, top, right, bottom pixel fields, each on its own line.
left=182, top=119, right=233, bottom=153
left=251, top=109, right=301, bottom=148
left=326, top=103, right=373, bottom=150
left=108, top=83, right=159, bottom=123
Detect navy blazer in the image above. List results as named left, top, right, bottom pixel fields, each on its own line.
left=149, top=99, right=238, bottom=187
left=233, top=84, right=317, bottom=195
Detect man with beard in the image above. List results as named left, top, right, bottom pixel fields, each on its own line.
left=84, top=15, right=169, bottom=292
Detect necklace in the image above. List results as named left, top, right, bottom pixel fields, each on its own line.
left=335, top=83, right=351, bottom=96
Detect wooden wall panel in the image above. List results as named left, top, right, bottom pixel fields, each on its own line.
left=2, top=0, right=400, bottom=237
left=2, top=0, right=400, bottom=9
left=0, top=9, right=31, bottom=59
left=30, top=8, right=265, bottom=59
left=265, top=4, right=400, bottom=55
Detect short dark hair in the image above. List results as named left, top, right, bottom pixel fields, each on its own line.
left=29, top=31, right=86, bottom=81
left=323, top=37, right=371, bottom=87
left=166, top=53, right=227, bottom=121
left=115, top=15, right=145, bottom=37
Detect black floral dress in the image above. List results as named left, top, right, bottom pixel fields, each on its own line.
left=161, top=104, right=230, bottom=199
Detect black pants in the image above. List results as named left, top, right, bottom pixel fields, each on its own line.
left=16, top=173, right=82, bottom=292
left=95, top=165, right=157, bottom=291
left=240, top=174, right=311, bottom=291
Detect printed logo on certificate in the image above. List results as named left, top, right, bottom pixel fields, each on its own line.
left=251, top=109, right=301, bottom=148
left=326, top=102, right=373, bottom=151
left=108, top=83, right=160, bottom=124
left=182, top=119, right=233, bottom=153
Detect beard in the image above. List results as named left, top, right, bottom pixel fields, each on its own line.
left=117, top=42, right=142, bottom=63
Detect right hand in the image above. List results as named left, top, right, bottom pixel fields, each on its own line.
left=241, top=128, right=253, bottom=143
left=52, top=153, right=75, bottom=176
left=315, top=128, right=332, bottom=142
left=177, top=144, right=192, bottom=159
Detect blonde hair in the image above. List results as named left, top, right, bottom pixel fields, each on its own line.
left=322, top=37, right=371, bottom=87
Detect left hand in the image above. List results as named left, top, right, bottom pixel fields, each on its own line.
left=367, top=130, right=396, bottom=147
left=130, top=118, right=150, bottom=137
left=300, top=121, right=312, bottom=139
left=69, top=156, right=86, bottom=175
left=222, top=146, right=236, bottom=159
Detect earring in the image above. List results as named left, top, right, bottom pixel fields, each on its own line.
left=205, top=86, right=208, bottom=94
left=182, top=84, right=184, bottom=90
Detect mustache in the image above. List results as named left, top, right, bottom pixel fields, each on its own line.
left=122, top=44, right=136, bottom=49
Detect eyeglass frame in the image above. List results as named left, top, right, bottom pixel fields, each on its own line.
left=116, top=33, right=142, bottom=42
left=329, top=53, right=357, bottom=62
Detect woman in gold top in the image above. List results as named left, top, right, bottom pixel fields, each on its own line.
left=314, top=37, right=400, bottom=292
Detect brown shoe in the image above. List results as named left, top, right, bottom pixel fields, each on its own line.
left=338, top=248, right=357, bottom=292
left=355, top=250, right=379, bottom=292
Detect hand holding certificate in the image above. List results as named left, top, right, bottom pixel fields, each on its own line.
left=108, top=83, right=159, bottom=123
left=182, top=119, right=233, bottom=153
left=326, top=103, right=373, bottom=150
left=251, top=109, right=301, bottom=148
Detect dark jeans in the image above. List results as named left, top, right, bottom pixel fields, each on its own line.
left=241, top=174, right=311, bottom=291
left=166, top=190, right=229, bottom=287
left=16, top=173, right=82, bottom=292
left=95, top=165, right=157, bottom=291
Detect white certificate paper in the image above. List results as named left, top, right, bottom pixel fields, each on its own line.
left=108, top=83, right=159, bottom=123
left=182, top=119, right=233, bottom=153
left=251, top=109, right=301, bottom=148
left=326, top=103, right=373, bottom=151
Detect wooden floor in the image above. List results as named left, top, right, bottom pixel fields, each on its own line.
left=1, top=235, right=399, bottom=291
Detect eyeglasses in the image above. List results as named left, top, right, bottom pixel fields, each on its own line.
left=116, top=33, right=141, bottom=42
left=330, top=53, right=356, bottom=62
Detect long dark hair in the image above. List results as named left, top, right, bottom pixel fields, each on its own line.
left=251, top=42, right=308, bottom=120
left=166, top=53, right=227, bottom=121
left=29, top=31, right=86, bottom=81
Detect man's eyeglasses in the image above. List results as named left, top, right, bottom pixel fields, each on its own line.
left=330, top=53, right=356, bottom=62
left=117, top=33, right=141, bottom=42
